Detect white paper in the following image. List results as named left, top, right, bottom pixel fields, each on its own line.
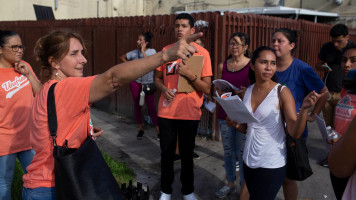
left=314, top=114, right=332, bottom=151
left=212, top=79, right=240, bottom=92
left=204, top=100, right=216, bottom=113
left=213, top=95, right=259, bottom=124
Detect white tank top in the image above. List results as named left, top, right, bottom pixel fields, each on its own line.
left=243, top=84, right=286, bottom=169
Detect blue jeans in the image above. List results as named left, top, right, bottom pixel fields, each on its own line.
left=218, top=119, right=245, bottom=186
left=22, top=187, right=56, bottom=200
left=0, top=149, right=35, bottom=200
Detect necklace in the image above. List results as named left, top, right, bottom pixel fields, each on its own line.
left=228, top=63, right=242, bottom=72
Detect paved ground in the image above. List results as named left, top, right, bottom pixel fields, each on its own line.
left=91, top=107, right=336, bottom=200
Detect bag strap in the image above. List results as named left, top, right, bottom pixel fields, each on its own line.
left=47, top=82, right=58, bottom=145
left=277, top=84, right=288, bottom=133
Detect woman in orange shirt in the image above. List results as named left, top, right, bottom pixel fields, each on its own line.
left=0, top=30, right=41, bottom=200
left=22, top=29, right=201, bottom=199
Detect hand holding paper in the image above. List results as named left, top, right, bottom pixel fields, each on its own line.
left=213, top=79, right=240, bottom=92
left=213, top=94, right=259, bottom=124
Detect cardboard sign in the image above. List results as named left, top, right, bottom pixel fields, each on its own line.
left=177, top=55, right=204, bottom=92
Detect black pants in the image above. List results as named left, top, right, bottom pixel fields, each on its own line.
left=244, top=163, right=286, bottom=200
left=330, top=171, right=350, bottom=200
left=158, top=117, right=199, bottom=195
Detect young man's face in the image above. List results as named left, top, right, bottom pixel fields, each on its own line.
left=175, top=19, right=195, bottom=40
left=332, top=35, right=349, bottom=50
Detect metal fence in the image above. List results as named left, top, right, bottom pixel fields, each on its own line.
left=1, top=12, right=352, bottom=139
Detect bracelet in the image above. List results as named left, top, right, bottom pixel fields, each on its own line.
left=190, top=75, right=198, bottom=82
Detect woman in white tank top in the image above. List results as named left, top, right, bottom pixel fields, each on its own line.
left=227, top=46, right=321, bottom=200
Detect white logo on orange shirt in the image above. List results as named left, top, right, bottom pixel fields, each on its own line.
left=167, top=61, right=178, bottom=73
left=2, top=75, right=30, bottom=99
left=335, top=95, right=353, bottom=118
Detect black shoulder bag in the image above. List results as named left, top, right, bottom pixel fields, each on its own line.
left=277, top=85, right=313, bottom=181
left=47, top=83, right=125, bottom=200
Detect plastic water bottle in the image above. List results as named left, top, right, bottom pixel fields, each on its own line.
left=163, top=88, right=177, bottom=107
left=326, top=126, right=339, bottom=141
left=139, top=90, right=145, bottom=106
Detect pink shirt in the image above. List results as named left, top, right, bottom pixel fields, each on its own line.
left=334, top=88, right=356, bottom=135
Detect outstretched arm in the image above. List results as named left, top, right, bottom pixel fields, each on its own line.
left=308, top=86, right=329, bottom=122
left=282, top=88, right=320, bottom=138
left=89, top=33, right=203, bottom=103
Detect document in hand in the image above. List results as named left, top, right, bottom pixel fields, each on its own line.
left=314, top=114, right=332, bottom=151
left=212, top=79, right=240, bottom=92
left=213, top=95, right=259, bottom=124
left=178, top=55, right=204, bottom=92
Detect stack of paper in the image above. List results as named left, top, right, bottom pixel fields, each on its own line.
left=213, top=95, right=259, bottom=124
left=213, top=79, right=240, bottom=92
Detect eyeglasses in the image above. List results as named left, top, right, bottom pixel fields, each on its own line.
left=229, top=43, right=244, bottom=47
left=3, top=45, right=26, bottom=52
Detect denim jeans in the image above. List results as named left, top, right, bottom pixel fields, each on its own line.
left=218, top=119, right=245, bottom=186
left=0, top=149, right=35, bottom=200
left=22, top=187, right=56, bottom=200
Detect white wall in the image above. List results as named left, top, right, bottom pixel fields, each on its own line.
left=1, top=0, right=356, bottom=28
left=0, top=0, right=113, bottom=21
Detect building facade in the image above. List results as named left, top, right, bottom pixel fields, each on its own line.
left=0, top=0, right=355, bottom=27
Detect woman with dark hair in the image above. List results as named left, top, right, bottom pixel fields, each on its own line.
left=215, top=32, right=250, bottom=199
left=21, top=29, right=201, bottom=199
left=228, top=46, right=320, bottom=200
left=271, top=28, right=329, bottom=200
left=0, top=30, right=41, bottom=200
left=120, top=32, right=159, bottom=140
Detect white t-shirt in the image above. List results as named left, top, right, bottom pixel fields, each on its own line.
left=243, top=84, right=286, bottom=169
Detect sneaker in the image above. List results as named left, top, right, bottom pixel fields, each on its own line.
left=236, top=161, right=240, bottom=172
left=137, top=130, right=144, bottom=140
left=159, top=191, right=171, bottom=200
left=155, top=135, right=160, bottom=141
left=215, top=185, right=236, bottom=198
left=319, top=157, right=329, bottom=168
left=183, top=193, right=198, bottom=200
left=174, top=154, right=181, bottom=162
left=193, top=152, right=200, bottom=160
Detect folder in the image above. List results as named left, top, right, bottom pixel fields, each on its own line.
left=177, top=55, right=204, bottom=92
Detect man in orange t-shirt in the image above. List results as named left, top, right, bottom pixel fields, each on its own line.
left=154, top=13, right=212, bottom=200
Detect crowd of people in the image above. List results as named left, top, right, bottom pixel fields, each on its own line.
left=0, top=12, right=355, bottom=200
